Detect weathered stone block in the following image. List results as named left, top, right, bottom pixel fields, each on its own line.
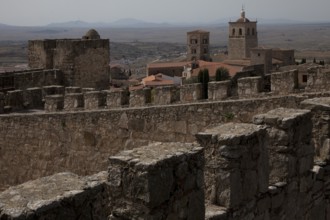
left=24, top=87, right=43, bottom=109
left=42, top=85, right=65, bottom=98
left=152, top=86, right=175, bottom=105
left=306, top=67, right=330, bottom=92
left=44, top=95, right=64, bottom=112
left=0, top=172, right=109, bottom=220
left=65, top=86, right=82, bottom=94
left=129, top=88, right=151, bottom=107
left=271, top=70, right=298, bottom=95
left=0, top=92, right=5, bottom=114
left=208, top=80, right=231, bottom=101
left=106, top=90, right=129, bottom=108
left=196, top=123, right=268, bottom=208
left=237, top=76, right=262, bottom=98
left=253, top=108, right=313, bottom=184
left=5, top=90, right=24, bottom=110
left=84, top=91, right=105, bottom=110
left=64, top=93, right=84, bottom=111
left=108, top=142, right=204, bottom=219
left=301, top=97, right=330, bottom=162
left=180, top=83, right=202, bottom=103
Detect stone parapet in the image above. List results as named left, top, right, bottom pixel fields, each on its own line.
left=253, top=108, right=313, bottom=184
left=306, top=67, right=330, bottom=92
left=64, top=93, right=84, bottom=111
left=301, top=97, right=330, bottom=162
left=106, top=90, right=129, bottom=108
left=180, top=83, right=202, bottom=103
left=237, top=76, right=262, bottom=98
left=84, top=91, right=106, bottom=110
left=196, top=123, right=269, bottom=208
left=129, top=88, right=151, bottom=107
left=271, top=70, right=298, bottom=95
left=0, top=93, right=4, bottom=114
left=82, top=88, right=95, bottom=93
left=152, top=86, right=176, bottom=105
left=65, top=86, right=82, bottom=94
left=44, top=95, right=64, bottom=112
left=208, top=80, right=231, bottom=101
left=42, top=85, right=65, bottom=98
left=5, top=90, right=24, bottom=111
left=24, top=87, right=43, bottom=109
left=108, top=142, right=205, bottom=219
left=0, top=172, right=109, bottom=219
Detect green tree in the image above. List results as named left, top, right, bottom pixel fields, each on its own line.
left=300, top=58, right=306, bottom=64
left=198, top=69, right=210, bottom=99
left=215, top=67, right=230, bottom=81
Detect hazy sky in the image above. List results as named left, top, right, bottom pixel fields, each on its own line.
left=1, top=0, right=330, bottom=26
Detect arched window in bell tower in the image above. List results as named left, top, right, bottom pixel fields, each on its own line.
left=247, top=28, right=250, bottom=35
left=239, top=28, right=242, bottom=36
left=252, top=28, right=255, bottom=35
left=232, top=28, right=235, bottom=36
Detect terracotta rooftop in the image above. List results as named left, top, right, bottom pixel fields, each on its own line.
left=192, top=60, right=242, bottom=77
left=142, top=73, right=177, bottom=87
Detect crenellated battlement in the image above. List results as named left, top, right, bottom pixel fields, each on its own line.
left=0, top=66, right=329, bottom=114
left=1, top=105, right=330, bottom=219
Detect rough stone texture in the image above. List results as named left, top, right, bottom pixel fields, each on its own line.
left=23, top=87, right=43, bottom=109
left=108, top=142, right=205, bottom=220
left=0, top=69, right=64, bottom=92
left=301, top=97, right=330, bottom=162
left=180, top=83, right=202, bottom=103
left=44, top=95, right=64, bottom=112
left=129, top=88, right=151, bottom=107
left=152, top=86, right=176, bottom=105
left=106, top=90, right=128, bottom=108
left=271, top=70, right=298, bottom=95
left=5, top=90, right=24, bottom=110
left=205, top=205, right=227, bottom=220
left=0, top=93, right=4, bottom=114
left=196, top=123, right=269, bottom=208
left=208, top=81, right=231, bottom=101
left=29, top=39, right=110, bottom=89
left=64, top=93, right=84, bottom=111
left=237, top=76, right=262, bottom=98
left=42, top=85, right=65, bottom=98
left=84, top=91, right=106, bottom=110
left=65, top=86, right=82, bottom=94
left=253, top=108, right=313, bottom=184
left=0, top=172, right=109, bottom=220
left=0, top=95, right=310, bottom=190
left=306, top=67, right=330, bottom=92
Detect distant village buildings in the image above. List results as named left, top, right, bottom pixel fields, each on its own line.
left=144, top=8, right=297, bottom=87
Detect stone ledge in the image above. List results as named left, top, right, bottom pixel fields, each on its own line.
left=0, top=171, right=108, bottom=219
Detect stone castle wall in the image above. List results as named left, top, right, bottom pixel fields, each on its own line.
left=2, top=106, right=330, bottom=219
left=28, top=39, right=110, bottom=89
left=0, top=69, right=63, bottom=92
left=0, top=95, right=307, bottom=191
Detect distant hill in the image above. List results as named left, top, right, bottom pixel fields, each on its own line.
left=47, top=20, right=99, bottom=28
left=46, top=18, right=173, bottom=28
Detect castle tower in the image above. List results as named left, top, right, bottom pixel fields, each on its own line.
left=28, top=29, right=110, bottom=89
left=228, top=9, right=258, bottom=60
left=187, top=30, right=210, bottom=61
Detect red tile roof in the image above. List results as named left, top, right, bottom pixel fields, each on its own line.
left=192, top=60, right=242, bottom=77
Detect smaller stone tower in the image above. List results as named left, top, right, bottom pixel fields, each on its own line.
left=228, top=9, right=258, bottom=60
left=187, top=30, right=210, bottom=61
